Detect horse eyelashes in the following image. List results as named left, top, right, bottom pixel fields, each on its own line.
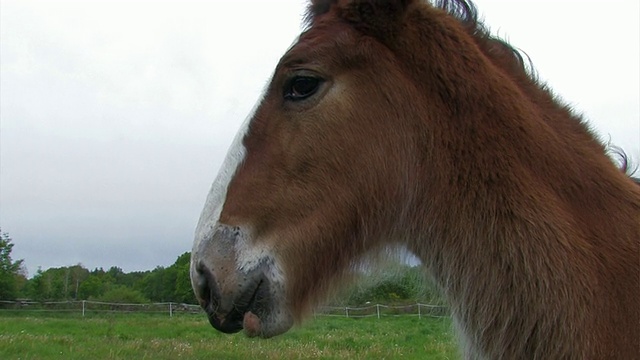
left=284, top=76, right=322, bottom=101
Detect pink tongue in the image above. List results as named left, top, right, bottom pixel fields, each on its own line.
left=243, top=311, right=262, bottom=337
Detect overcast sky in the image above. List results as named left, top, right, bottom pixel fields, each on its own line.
left=1, top=0, right=638, bottom=277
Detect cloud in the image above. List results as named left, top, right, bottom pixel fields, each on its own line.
left=1, top=0, right=638, bottom=276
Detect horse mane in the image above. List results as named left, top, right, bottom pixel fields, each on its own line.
left=306, top=0, right=533, bottom=75
left=609, top=144, right=639, bottom=179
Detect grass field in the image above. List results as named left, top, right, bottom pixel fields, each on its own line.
left=0, top=312, right=459, bottom=359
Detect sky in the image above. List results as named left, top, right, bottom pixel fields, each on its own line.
left=1, top=0, right=638, bottom=277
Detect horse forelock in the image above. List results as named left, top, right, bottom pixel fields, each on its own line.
left=304, top=0, right=541, bottom=109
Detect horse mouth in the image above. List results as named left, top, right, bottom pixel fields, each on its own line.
left=192, top=231, right=293, bottom=338
left=204, top=278, right=268, bottom=336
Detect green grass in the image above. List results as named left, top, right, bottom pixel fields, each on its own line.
left=0, top=312, right=459, bottom=359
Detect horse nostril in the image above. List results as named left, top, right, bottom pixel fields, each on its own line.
left=194, top=261, right=220, bottom=311
left=195, top=262, right=207, bottom=289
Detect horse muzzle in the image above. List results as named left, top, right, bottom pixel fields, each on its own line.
left=190, top=224, right=292, bottom=337
left=193, top=259, right=270, bottom=334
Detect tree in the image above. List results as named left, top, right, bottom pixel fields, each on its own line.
left=136, top=252, right=196, bottom=303
left=67, top=264, right=90, bottom=299
left=77, top=273, right=108, bottom=300
left=173, top=252, right=196, bottom=304
left=18, top=249, right=199, bottom=303
left=26, top=267, right=59, bottom=300
left=0, top=229, right=25, bottom=300
left=138, top=266, right=167, bottom=301
left=99, top=285, right=149, bottom=304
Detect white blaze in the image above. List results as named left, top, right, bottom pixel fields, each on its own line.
left=192, top=102, right=286, bottom=283
left=192, top=88, right=289, bottom=310
left=192, top=116, right=249, bottom=254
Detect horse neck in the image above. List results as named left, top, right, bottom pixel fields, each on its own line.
left=406, top=147, right=638, bottom=359
left=396, top=36, right=640, bottom=359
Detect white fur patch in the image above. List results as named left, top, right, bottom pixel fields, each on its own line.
left=192, top=99, right=286, bottom=288
left=193, top=116, right=250, bottom=255
left=234, top=231, right=286, bottom=285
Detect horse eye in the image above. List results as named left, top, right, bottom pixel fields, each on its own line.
left=284, top=76, right=321, bottom=101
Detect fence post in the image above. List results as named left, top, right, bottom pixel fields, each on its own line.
left=82, top=300, right=86, bottom=317
left=169, top=302, right=173, bottom=318
left=345, top=307, right=349, bottom=318
left=376, top=304, right=380, bottom=319
left=417, top=303, right=421, bottom=319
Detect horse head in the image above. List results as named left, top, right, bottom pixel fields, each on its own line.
left=190, top=1, right=639, bottom=358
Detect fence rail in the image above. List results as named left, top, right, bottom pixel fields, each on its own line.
left=315, top=303, right=449, bottom=319
left=0, top=300, right=201, bottom=317
left=0, top=300, right=449, bottom=319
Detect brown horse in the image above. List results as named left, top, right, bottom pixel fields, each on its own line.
left=190, top=0, right=640, bottom=358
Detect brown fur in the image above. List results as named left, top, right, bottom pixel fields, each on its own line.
left=219, top=0, right=639, bottom=358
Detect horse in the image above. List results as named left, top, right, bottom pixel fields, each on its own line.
left=190, top=0, right=640, bottom=358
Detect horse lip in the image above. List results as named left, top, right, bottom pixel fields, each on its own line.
left=205, top=278, right=268, bottom=334
left=206, top=310, right=243, bottom=334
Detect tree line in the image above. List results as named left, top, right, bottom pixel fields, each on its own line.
left=0, top=229, right=195, bottom=304
left=1, top=229, right=443, bottom=305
